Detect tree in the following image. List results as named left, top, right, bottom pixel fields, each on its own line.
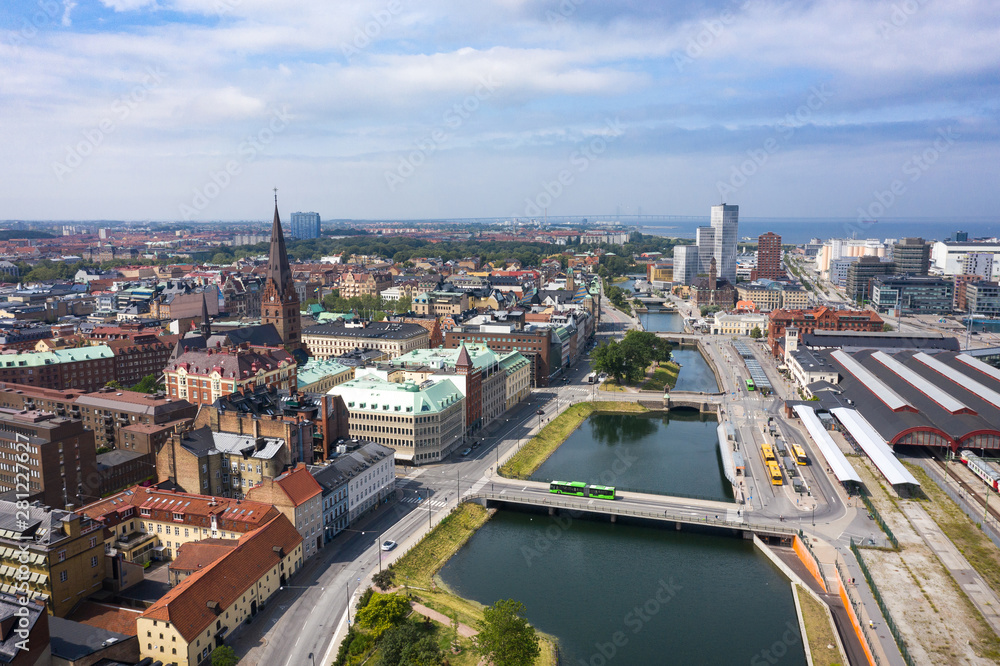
left=882, top=323, right=894, bottom=332
left=750, top=326, right=763, bottom=339
left=473, top=599, right=539, bottom=666
left=395, top=295, right=412, bottom=314
left=210, top=646, right=239, bottom=666
left=103, top=380, right=125, bottom=390
left=355, top=592, right=410, bottom=638
left=130, top=374, right=164, bottom=394
left=373, top=567, right=395, bottom=591
left=376, top=622, right=443, bottom=666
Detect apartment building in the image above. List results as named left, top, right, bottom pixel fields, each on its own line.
left=0, top=501, right=106, bottom=617
left=246, top=463, right=324, bottom=559
left=0, top=409, right=99, bottom=508
left=79, top=487, right=280, bottom=565
left=164, top=346, right=297, bottom=407
left=0, top=347, right=116, bottom=393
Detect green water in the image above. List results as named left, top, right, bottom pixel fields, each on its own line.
left=439, top=509, right=806, bottom=666
left=670, top=348, right=719, bottom=393
left=529, top=413, right=732, bottom=500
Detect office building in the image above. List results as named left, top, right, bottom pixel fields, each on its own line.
left=302, top=321, right=430, bottom=360
left=711, top=204, right=739, bottom=284
left=870, top=275, right=954, bottom=314
left=891, top=237, right=931, bottom=275
left=963, top=253, right=995, bottom=279
left=290, top=211, right=321, bottom=239
left=966, top=281, right=1000, bottom=316
left=845, top=256, right=895, bottom=303
left=695, top=226, right=715, bottom=276
left=672, top=245, right=699, bottom=286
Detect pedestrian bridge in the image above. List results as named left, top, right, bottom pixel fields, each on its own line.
left=664, top=391, right=724, bottom=412
left=462, top=480, right=798, bottom=540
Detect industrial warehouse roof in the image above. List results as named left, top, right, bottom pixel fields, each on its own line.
left=328, top=376, right=463, bottom=415
left=802, top=329, right=961, bottom=352
left=810, top=349, right=1000, bottom=449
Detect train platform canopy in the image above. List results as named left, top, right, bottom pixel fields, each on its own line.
left=809, top=349, right=1000, bottom=452
left=792, top=405, right=862, bottom=485
left=831, top=407, right=919, bottom=488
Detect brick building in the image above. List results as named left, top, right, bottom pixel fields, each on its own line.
left=767, top=306, right=884, bottom=357
left=751, top=231, right=786, bottom=280
left=0, top=409, right=100, bottom=508
left=75, top=389, right=197, bottom=453
left=0, top=346, right=116, bottom=393
left=164, top=346, right=297, bottom=408
left=105, top=337, right=174, bottom=387
left=445, top=323, right=554, bottom=388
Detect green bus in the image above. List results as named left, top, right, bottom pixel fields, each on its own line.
left=586, top=484, right=617, bottom=500
left=549, top=481, right=587, bottom=496
left=549, top=481, right=617, bottom=500
left=746, top=379, right=756, bottom=391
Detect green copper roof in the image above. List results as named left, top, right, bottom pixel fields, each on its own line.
left=328, top=376, right=463, bottom=415
left=297, top=359, right=352, bottom=388
left=388, top=343, right=499, bottom=371
left=0, top=345, right=114, bottom=369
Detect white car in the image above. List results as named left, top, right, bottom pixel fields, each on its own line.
left=381, top=540, right=397, bottom=551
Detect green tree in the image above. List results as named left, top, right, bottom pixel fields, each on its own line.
left=882, top=323, right=894, bottom=332
left=355, top=592, right=410, bottom=639
left=103, top=380, right=125, bottom=390
left=592, top=341, right=629, bottom=385
left=750, top=326, right=763, bottom=339
left=210, top=252, right=233, bottom=265
left=130, top=374, right=164, bottom=394
left=210, top=645, right=239, bottom=666
left=396, top=295, right=412, bottom=313
left=373, top=567, right=395, bottom=591
left=472, top=599, right=539, bottom=666
left=376, top=622, right=443, bottom=666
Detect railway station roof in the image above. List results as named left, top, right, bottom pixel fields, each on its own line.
left=809, top=350, right=1000, bottom=450
left=830, top=408, right=919, bottom=488
left=791, top=405, right=862, bottom=485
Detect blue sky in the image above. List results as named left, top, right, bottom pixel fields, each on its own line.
left=1, top=0, right=998, bottom=222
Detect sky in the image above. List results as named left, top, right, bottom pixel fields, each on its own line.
left=1, top=0, right=998, bottom=222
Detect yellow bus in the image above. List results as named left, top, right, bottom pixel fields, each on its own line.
left=767, top=460, right=783, bottom=486
left=761, top=442, right=776, bottom=462
left=792, top=444, right=808, bottom=466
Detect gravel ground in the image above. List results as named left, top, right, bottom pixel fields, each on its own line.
left=853, top=457, right=996, bottom=665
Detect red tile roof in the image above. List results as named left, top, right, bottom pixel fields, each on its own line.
left=141, top=514, right=303, bottom=643
left=169, top=539, right=236, bottom=575
left=273, top=463, right=322, bottom=507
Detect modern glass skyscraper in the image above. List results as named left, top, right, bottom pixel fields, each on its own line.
left=290, top=212, right=321, bottom=239
left=711, top=204, right=739, bottom=283
left=696, top=226, right=715, bottom=276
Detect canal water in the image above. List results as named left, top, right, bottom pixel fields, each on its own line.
left=639, top=309, right=685, bottom=332
left=439, top=509, right=806, bottom=666
left=671, top=348, right=720, bottom=393
left=529, top=413, right=732, bottom=500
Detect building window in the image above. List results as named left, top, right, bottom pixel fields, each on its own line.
left=59, top=571, right=68, bottom=583
left=91, top=556, right=98, bottom=568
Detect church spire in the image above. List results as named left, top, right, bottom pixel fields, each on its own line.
left=268, top=189, right=292, bottom=296
left=200, top=291, right=211, bottom=337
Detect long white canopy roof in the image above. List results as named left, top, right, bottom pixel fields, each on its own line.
left=792, top=405, right=862, bottom=484
left=831, top=407, right=919, bottom=487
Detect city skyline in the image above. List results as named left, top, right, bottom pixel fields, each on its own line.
left=2, top=1, right=998, bottom=222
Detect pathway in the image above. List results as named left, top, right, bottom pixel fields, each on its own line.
left=900, top=502, right=1000, bottom=636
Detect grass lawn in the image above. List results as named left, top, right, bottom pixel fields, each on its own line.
left=598, top=380, right=627, bottom=392
left=499, top=401, right=649, bottom=480
left=389, top=503, right=558, bottom=665
left=639, top=361, right=679, bottom=392
left=796, top=587, right=844, bottom=666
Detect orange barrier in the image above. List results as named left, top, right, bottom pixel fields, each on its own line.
left=792, top=535, right=828, bottom=593
left=835, top=569, right=877, bottom=666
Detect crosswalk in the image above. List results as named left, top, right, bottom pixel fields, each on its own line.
left=400, top=496, right=448, bottom=509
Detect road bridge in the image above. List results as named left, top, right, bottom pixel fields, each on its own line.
left=463, top=479, right=798, bottom=540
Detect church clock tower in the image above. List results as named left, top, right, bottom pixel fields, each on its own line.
left=261, top=191, right=303, bottom=350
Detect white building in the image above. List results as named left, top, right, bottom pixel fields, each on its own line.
left=673, top=245, right=700, bottom=286
left=711, top=312, right=769, bottom=336
left=931, top=241, right=1000, bottom=277
left=711, top=204, right=739, bottom=284
left=342, top=442, right=396, bottom=522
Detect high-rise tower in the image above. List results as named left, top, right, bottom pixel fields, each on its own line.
left=261, top=192, right=302, bottom=349
left=711, top=203, right=739, bottom=284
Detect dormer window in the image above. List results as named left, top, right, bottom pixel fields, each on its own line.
left=140, top=508, right=151, bottom=517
